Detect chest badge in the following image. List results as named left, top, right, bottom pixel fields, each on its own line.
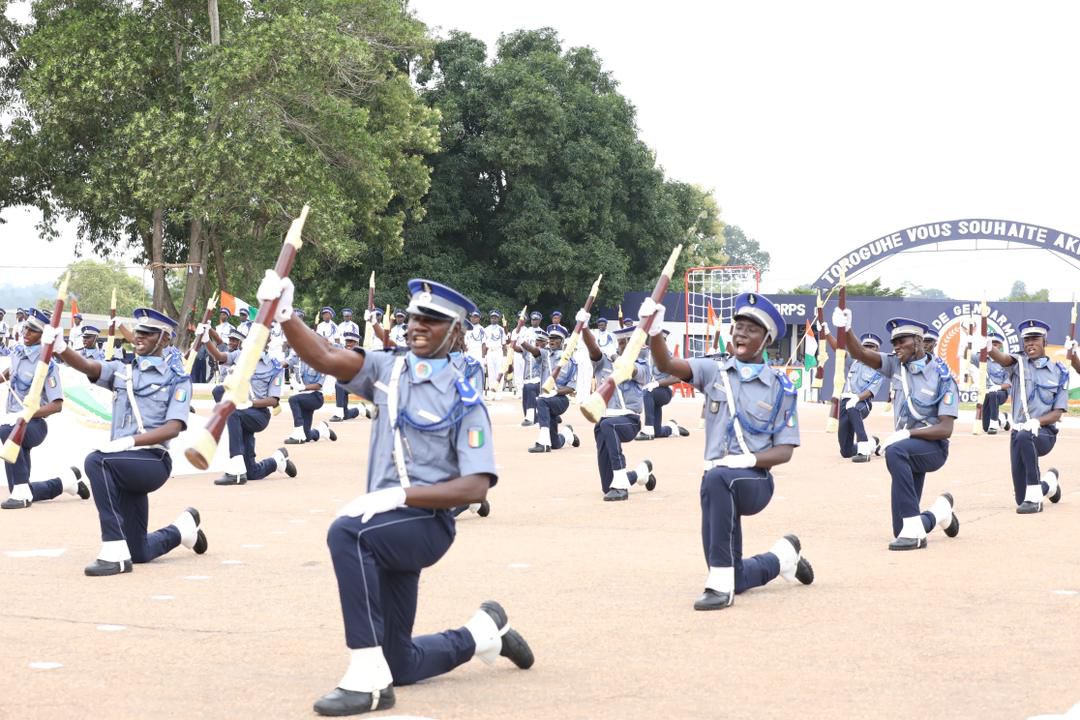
left=414, top=360, right=433, bottom=380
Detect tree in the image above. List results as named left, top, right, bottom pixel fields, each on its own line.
left=1, top=0, right=438, bottom=343
left=1002, top=280, right=1049, bottom=302
left=721, top=225, right=770, bottom=275
left=900, top=281, right=947, bottom=299
left=351, top=28, right=714, bottom=312
left=778, top=278, right=903, bottom=297
left=42, top=260, right=150, bottom=315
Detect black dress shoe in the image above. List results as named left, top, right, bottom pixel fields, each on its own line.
left=277, top=447, right=298, bottom=478
left=782, top=534, right=815, bottom=584
left=673, top=422, right=690, bottom=437
left=76, top=480, right=91, bottom=500
left=852, top=454, right=871, bottom=463
left=84, top=558, right=133, bottom=577
left=477, top=500, right=491, bottom=517
left=479, top=600, right=535, bottom=669
left=520, top=419, right=534, bottom=427
left=565, top=424, right=580, bottom=448
left=986, top=427, right=998, bottom=435
left=1047, top=468, right=1062, bottom=503
left=939, top=493, right=959, bottom=538
left=888, top=536, right=927, bottom=551
left=1016, top=500, right=1042, bottom=514
left=214, top=474, right=247, bottom=486
left=327, top=428, right=338, bottom=442
left=527, top=443, right=550, bottom=453
left=645, top=473, right=657, bottom=491
left=694, top=588, right=733, bottom=611
left=284, top=437, right=306, bottom=445
left=313, top=685, right=395, bottom=716
left=603, top=488, right=628, bottom=501
left=635, top=432, right=651, bottom=441
left=1, top=497, right=31, bottom=510
left=328, top=415, right=345, bottom=423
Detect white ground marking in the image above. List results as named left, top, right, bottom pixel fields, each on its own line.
left=96, top=625, right=126, bottom=632
left=183, top=575, right=211, bottom=581
left=508, top=563, right=530, bottom=569
left=1052, top=590, right=1078, bottom=596
left=221, top=560, right=244, bottom=566
left=29, top=662, right=63, bottom=670
left=151, top=595, right=175, bottom=601
left=5, top=548, right=66, bottom=558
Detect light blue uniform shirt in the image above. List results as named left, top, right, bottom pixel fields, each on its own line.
left=287, top=352, right=324, bottom=387
left=554, top=355, right=578, bottom=389
left=343, top=350, right=497, bottom=493
left=78, top=346, right=106, bottom=362
left=1006, top=354, right=1068, bottom=422
left=5, top=344, right=64, bottom=413
left=524, top=348, right=551, bottom=383
left=690, top=357, right=799, bottom=459
left=986, top=358, right=1009, bottom=387
left=95, top=354, right=192, bottom=445
left=876, top=353, right=958, bottom=429
left=843, top=359, right=883, bottom=397
left=592, top=355, right=647, bottom=415
left=222, top=350, right=283, bottom=400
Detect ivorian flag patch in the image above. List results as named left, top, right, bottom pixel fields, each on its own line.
left=47, top=375, right=57, bottom=389
left=467, top=427, right=485, bottom=448
left=944, top=392, right=954, bottom=405
left=174, top=387, right=188, bottom=402
left=786, top=414, right=796, bottom=427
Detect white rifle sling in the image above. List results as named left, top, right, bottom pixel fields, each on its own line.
left=898, top=364, right=929, bottom=429
left=719, top=364, right=752, bottom=455
left=386, top=355, right=411, bottom=488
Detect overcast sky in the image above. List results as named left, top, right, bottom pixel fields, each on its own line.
left=6, top=0, right=1080, bottom=300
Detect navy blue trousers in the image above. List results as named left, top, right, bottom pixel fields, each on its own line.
left=594, top=415, right=641, bottom=492
left=536, top=395, right=571, bottom=449
left=700, top=467, right=780, bottom=593
left=521, top=382, right=540, bottom=417
left=837, top=398, right=872, bottom=457
left=213, top=385, right=276, bottom=479
left=885, top=437, right=949, bottom=536
left=981, top=389, right=1009, bottom=431
left=1010, top=426, right=1057, bottom=504
left=85, top=448, right=180, bottom=563
left=326, top=508, right=475, bottom=685
left=644, top=387, right=674, bottom=437
left=1, top=419, right=63, bottom=500
left=289, top=390, right=325, bottom=440
left=336, top=384, right=359, bottom=419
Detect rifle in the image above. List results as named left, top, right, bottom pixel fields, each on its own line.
left=814, top=291, right=826, bottom=380
left=972, top=296, right=989, bottom=434
left=185, top=206, right=310, bottom=470
left=1, top=273, right=70, bottom=464
left=581, top=245, right=681, bottom=424
left=363, top=271, right=375, bottom=348
left=497, top=306, right=527, bottom=387
left=543, top=275, right=601, bottom=395
left=103, top=287, right=117, bottom=360
left=1068, top=298, right=1077, bottom=360
left=382, top=303, right=393, bottom=348
left=184, top=292, right=219, bottom=375
left=825, top=269, right=846, bottom=433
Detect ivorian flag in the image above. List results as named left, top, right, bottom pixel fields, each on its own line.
left=219, top=290, right=251, bottom=316
left=804, top=319, right=818, bottom=369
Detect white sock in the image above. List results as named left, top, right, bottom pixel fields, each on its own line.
left=667, top=420, right=681, bottom=435
left=899, top=515, right=927, bottom=540
left=641, top=426, right=655, bottom=438
left=174, top=509, right=199, bottom=549
left=467, top=502, right=482, bottom=514
left=318, top=421, right=332, bottom=440
left=288, top=426, right=306, bottom=441
left=1024, top=483, right=1043, bottom=504
left=634, top=460, right=652, bottom=480
left=98, top=539, right=131, bottom=563
left=338, top=646, right=393, bottom=693
left=610, top=469, right=632, bottom=491
left=927, top=495, right=953, bottom=529
left=525, top=408, right=535, bottom=423
left=1041, top=470, right=1059, bottom=497
left=535, top=426, right=551, bottom=447
left=10, top=483, right=32, bottom=502
left=558, top=427, right=575, bottom=446
left=856, top=440, right=873, bottom=456
left=705, top=566, right=735, bottom=594
left=770, top=537, right=800, bottom=582
left=465, top=608, right=504, bottom=664
left=273, top=449, right=287, bottom=473
left=228, top=455, right=247, bottom=476
left=61, top=467, right=80, bottom=495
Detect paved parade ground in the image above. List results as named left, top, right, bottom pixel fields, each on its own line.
left=2, top=399, right=1079, bottom=720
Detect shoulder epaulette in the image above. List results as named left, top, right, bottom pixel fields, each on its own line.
left=773, top=368, right=797, bottom=395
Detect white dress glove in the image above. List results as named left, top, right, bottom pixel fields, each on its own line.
left=1, top=412, right=24, bottom=427
left=336, top=486, right=408, bottom=522
left=1021, top=418, right=1041, bottom=434
left=638, top=298, right=666, bottom=335
left=363, top=309, right=374, bottom=324
left=831, top=307, right=852, bottom=329
left=988, top=384, right=1001, bottom=392
left=41, top=325, right=67, bottom=354
left=1065, top=337, right=1077, bottom=355
left=575, top=308, right=590, bottom=325
left=818, top=321, right=831, bottom=336
left=99, top=436, right=136, bottom=454
left=195, top=323, right=211, bottom=343
left=255, top=270, right=295, bottom=323
left=718, top=453, right=757, bottom=469
left=643, top=381, right=660, bottom=392
left=878, top=428, right=910, bottom=453
left=841, top=392, right=858, bottom=402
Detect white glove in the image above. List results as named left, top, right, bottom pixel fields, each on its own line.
left=638, top=298, right=666, bottom=335
left=878, top=429, right=910, bottom=454
left=1065, top=337, right=1077, bottom=354
left=1021, top=418, right=1041, bottom=434
left=575, top=308, right=590, bottom=325
left=363, top=309, right=374, bottom=324
left=255, top=270, right=295, bottom=323
left=988, top=384, right=1001, bottom=392
left=643, top=381, right=659, bottom=392
left=831, top=307, right=852, bottom=329
left=841, top=392, right=858, bottom=402
left=816, top=321, right=831, bottom=336
left=336, top=486, right=408, bottom=522
left=99, top=435, right=136, bottom=454
left=979, top=336, right=991, bottom=352
left=41, top=325, right=67, bottom=354
left=718, top=453, right=757, bottom=469
left=1, top=412, right=23, bottom=427
left=195, top=323, right=211, bottom=343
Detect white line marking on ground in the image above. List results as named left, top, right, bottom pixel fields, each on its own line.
left=29, top=662, right=62, bottom=670
left=221, top=560, right=244, bottom=566
left=96, top=625, right=126, bottom=632
left=1052, top=589, right=1078, bottom=596
left=508, top=563, right=530, bottom=569
left=151, top=595, right=175, bottom=601
left=183, top=575, right=211, bottom=581
left=5, top=548, right=66, bottom=558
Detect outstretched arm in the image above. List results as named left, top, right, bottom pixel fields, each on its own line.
left=649, top=332, right=691, bottom=381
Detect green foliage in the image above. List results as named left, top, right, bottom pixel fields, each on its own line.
left=721, top=225, right=769, bottom=274
left=779, top=278, right=904, bottom=297
left=349, top=28, right=721, bottom=311
left=49, top=260, right=149, bottom=315
left=899, top=281, right=947, bottom=299
left=1002, top=280, right=1049, bottom=302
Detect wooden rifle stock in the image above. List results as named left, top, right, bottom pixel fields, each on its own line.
left=543, top=275, right=601, bottom=394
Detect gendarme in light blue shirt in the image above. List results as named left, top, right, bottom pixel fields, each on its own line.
left=95, top=353, right=192, bottom=446
left=5, top=344, right=63, bottom=413
left=1006, top=354, right=1068, bottom=422
left=592, top=355, right=648, bottom=415
left=876, top=352, right=958, bottom=430
left=222, top=350, right=283, bottom=400
left=844, top=359, right=883, bottom=397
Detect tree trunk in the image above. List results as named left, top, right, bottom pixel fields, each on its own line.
left=209, top=226, right=227, bottom=292
left=150, top=208, right=181, bottom=319
left=176, top=217, right=208, bottom=348
left=208, top=0, right=220, bottom=45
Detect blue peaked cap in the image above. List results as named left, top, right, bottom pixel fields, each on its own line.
left=320, top=306, right=335, bottom=318
left=860, top=332, right=882, bottom=347
left=885, top=317, right=928, bottom=339
left=1018, top=319, right=1050, bottom=337
left=734, top=292, right=786, bottom=341
left=81, top=325, right=101, bottom=336
left=406, top=279, right=478, bottom=322
left=26, top=308, right=51, bottom=331
left=133, top=307, right=178, bottom=334
left=529, top=311, right=542, bottom=320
